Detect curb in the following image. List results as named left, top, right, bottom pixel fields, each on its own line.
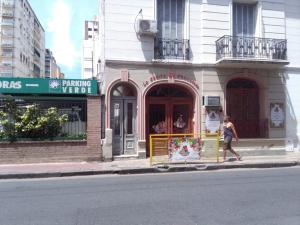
left=0, top=161, right=299, bottom=180
left=206, top=161, right=299, bottom=170
left=0, top=170, right=116, bottom=180
left=0, top=168, right=161, bottom=179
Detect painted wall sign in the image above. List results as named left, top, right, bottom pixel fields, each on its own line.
left=0, top=77, right=98, bottom=95
left=143, top=72, right=199, bottom=89
left=270, top=102, right=285, bottom=128
left=205, top=109, right=221, bottom=133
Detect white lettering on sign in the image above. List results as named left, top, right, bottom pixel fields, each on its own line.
left=62, top=80, right=92, bottom=94
left=60, top=80, right=93, bottom=94
left=0, top=81, right=22, bottom=89
left=62, top=86, right=91, bottom=94
left=62, top=80, right=91, bottom=87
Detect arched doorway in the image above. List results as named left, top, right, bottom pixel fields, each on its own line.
left=110, top=83, right=137, bottom=155
left=146, top=84, right=194, bottom=155
left=226, top=78, right=259, bottom=138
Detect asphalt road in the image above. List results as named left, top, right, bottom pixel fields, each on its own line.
left=0, top=167, right=299, bottom=225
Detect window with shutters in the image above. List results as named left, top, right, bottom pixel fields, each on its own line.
left=157, top=0, right=185, bottom=39
left=216, top=2, right=287, bottom=61
left=233, top=3, right=256, bottom=37
left=155, top=0, right=189, bottom=60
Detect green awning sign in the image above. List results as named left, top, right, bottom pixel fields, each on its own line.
left=0, top=77, right=98, bottom=95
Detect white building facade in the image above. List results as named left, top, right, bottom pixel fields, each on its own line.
left=98, top=0, right=300, bottom=160
left=81, top=18, right=100, bottom=79
left=0, top=0, right=45, bottom=78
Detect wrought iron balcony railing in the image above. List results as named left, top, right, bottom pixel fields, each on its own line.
left=154, top=38, right=190, bottom=60
left=216, top=35, right=287, bottom=61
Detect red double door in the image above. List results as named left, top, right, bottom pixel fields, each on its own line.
left=226, top=87, right=260, bottom=138
left=147, top=97, right=193, bottom=136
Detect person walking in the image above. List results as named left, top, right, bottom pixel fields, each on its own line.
left=222, top=116, right=242, bottom=161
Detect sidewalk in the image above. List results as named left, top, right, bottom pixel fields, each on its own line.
left=0, top=153, right=299, bottom=179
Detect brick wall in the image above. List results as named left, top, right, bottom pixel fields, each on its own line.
left=86, top=96, right=102, bottom=158
left=0, top=96, right=102, bottom=164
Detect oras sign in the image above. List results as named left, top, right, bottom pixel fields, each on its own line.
left=0, top=80, right=22, bottom=89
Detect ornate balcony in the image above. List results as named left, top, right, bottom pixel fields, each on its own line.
left=216, top=35, right=288, bottom=66
left=154, top=38, right=190, bottom=60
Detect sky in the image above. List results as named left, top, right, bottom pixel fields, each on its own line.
left=29, top=0, right=99, bottom=79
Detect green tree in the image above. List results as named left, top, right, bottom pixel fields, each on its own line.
left=41, top=107, right=68, bottom=138
left=15, top=105, right=68, bottom=139
left=0, top=98, right=68, bottom=141
left=0, top=97, right=21, bottom=141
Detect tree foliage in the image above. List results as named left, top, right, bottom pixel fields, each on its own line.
left=0, top=99, right=68, bottom=141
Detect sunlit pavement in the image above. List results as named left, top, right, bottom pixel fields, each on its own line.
left=0, top=152, right=299, bottom=179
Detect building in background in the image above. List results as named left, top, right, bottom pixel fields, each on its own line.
left=0, top=0, right=45, bottom=78
left=98, top=0, right=300, bottom=160
left=81, top=16, right=99, bottom=79
left=45, top=48, right=63, bottom=79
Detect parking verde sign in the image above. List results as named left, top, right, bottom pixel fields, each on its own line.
left=0, top=77, right=98, bottom=95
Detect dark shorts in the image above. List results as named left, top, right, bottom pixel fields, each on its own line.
left=223, top=136, right=232, bottom=150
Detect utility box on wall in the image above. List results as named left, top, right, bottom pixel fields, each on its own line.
left=138, top=19, right=157, bottom=36
left=203, top=96, right=221, bottom=107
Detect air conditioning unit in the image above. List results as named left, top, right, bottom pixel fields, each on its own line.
left=203, top=96, right=221, bottom=107
left=138, top=19, right=157, bottom=36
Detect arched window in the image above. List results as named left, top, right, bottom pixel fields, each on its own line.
left=112, top=83, right=136, bottom=97
left=147, top=84, right=192, bottom=97
left=227, top=79, right=258, bottom=89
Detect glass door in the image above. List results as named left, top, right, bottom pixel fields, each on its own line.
left=111, top=100, right=123, bottom=155
left=123, top=99, right=136, bottom=155
left=149, top=104, right=167, bottom=135
left=172, top=104, right=190, bottom=134
left=148, top=102, right=192, bottom=135
left=111, top=99, right=137, bottom=155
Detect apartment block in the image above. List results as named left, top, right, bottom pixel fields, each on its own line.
left=81, top=17, right=99, bottom=79
left=45, top=48, right=63, bottom=79
left=0, top=0, right=45, bottom=78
